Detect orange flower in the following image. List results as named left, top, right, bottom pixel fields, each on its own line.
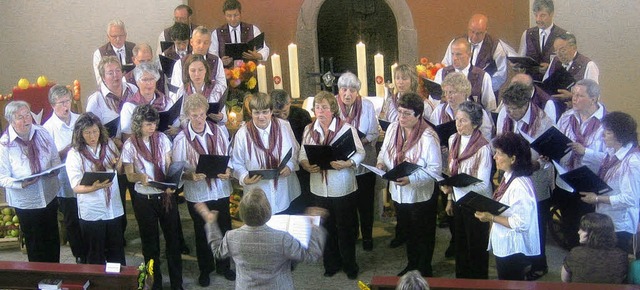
left=420, top=57, right=429, bottom=65
left=224, top=69, right=233, bottom=80
left=232, top=68, right=242, bottom=79
left=246, top=61, right=257, bottom=72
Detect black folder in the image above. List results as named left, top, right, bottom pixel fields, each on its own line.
left=104, top=117, right=120, bottom=138
left=79, top=172, right=116, bottom=186
left=224, top=33, right=265, bottom=60
left=147, top=161, right=185, bottom=190
left=248, top=148, right=292, bottom=179
left=160, top=41, right=174, bottom=52
left=195, top=155, right=230, bottom=179
left=529, top=126, right=573, bottom=161
left=382, top=161, right=420, bottom=181
left=304, top=129, right=357, bottom=170
left=456, top=191, right=510, bottom=215
left=439, top=173, right=483, bottom=188
left=158, top=97, right=183, bottom=132
left=379, top=119, right=391, bottom=132
left=425, top=119, right=457, bottom=146
left=539, top=67, right=575, bottom=95
left=207, top=102, right=221, bottom=115
left=356, top=129, right=366, bottom=139
left=122, top=64, right=135, bottom=74
left=559, top=165, right=612, bottom=195
left=481, top=60, right=498, bottom=76
left=159, top=55, right=177, bottom=78
left=422, top=77, right=442, bottom=99
left=507, top=56, right=540, bottom=69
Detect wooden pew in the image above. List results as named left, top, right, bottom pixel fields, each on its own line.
left=370, top=276, right=638, bottom=290
left=0, top=261, right=139, bottom=289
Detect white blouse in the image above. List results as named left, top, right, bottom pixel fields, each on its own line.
left=337, top=97, right=379, bottom=176
left=121, top=133, right=173, bottom=194
left=447, top=134, right=493, bottom=201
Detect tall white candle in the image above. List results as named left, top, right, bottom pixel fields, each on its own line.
left=390, top=63, right=398, bottom=89
left=288, top=43, right=300, bottom=99
left=270, top=53, right=283, bottom=89
left=356, top=42, right=367, bottom=96
left=374, top=53, right=385, bottom=96
left=257, top=64, right=268, bottom=93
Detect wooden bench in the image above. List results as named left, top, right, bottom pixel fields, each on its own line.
left=0, top=261, right=139, bottom=289
left=370, top=276, right=637, bottom=290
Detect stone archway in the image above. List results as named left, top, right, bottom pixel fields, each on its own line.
left=296, top=0, right=417, bottom=97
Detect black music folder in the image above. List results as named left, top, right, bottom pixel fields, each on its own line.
left=382, top=161, right=421, bottom=181
left=439, top=173, right=483, bottom=188
left=482, top=60, right=498, bottom=76
left=159, top=55, right=177, bottom=78
left=224, top=33, right=265, bottom=60
left=248, top=148, right=293, bottom=179
left=122, top=64, right=135, bottom=74
left=147, top=161, right=185, bottom=190
left=158, top=97, right=183, bottom=132
left=379, top=119, right=391, bottom=132
left=507, top=56, right=540, bottom=69
left=79, top=172, right=116, bottom=186
left=195, top=155, right=230, bottom=179
left=539, top=67, right=575, bottom=95
left=456, top=191, right=510, bottom=215
left=425, top=119, right=457, bottom=146
left=422, top=77, right=443, bottom=99
left=160, top=41, right=174, bottom=52
left=207, top=102, right=222, bottom=115
left=304, top=129, right=357, bottom=170
left=529, top=126, right=573, bottom=161
left=356, top=129, right=367, bottom=139
left=559, top=165, right=612, bottom=195
left=104, top=117, right=120, bottom=138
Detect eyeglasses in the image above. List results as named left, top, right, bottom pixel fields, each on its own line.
left=314, top=105, right=331, bottom=111
left=108, top=34, right=126, bottom=40
left=139, top=77, right=157, bottom=84
left=397, top=109, right=415, bottom=117
left=104, top=69, right=122, bottom=77
left=13, top=113, right=31, bottom=121
left=54, top=99, right=71, bottom=106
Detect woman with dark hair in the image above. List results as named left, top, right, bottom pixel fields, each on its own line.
left=442, top=101, right=493, bottom=279
left=376, top=92, right=442, bottom=277
left=580, top=111, right=640, bottom=253
left=66, top=112, right=125, bottom=265
left=336, top=72, right=379, bottom=251
left=299, top=91, right=365, bottom=279
left=195, top=188, right=327, bottom=290
left=121, top=104, right=183, bottom=290
left=0, top=101, right=61, bottom=263
left=561, top=213, right=628, bottom=283
left=475, top=132, right=539, bottom=280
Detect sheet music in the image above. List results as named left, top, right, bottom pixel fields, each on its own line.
left=361, top=163, right=386, bottom=177
left=266, top=214, right=320, bottom=248
left=15, top=163, right=65, bottom=181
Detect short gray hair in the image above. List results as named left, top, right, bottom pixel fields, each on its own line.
left=396, top=270, right=429, bottom=290
left=337, top=72, right=361, bottom=91
left=270, top=89, right=290, bottom=111
left=533, top=0, right=554, bottom=13
left=48, top=84, right=72, bottom=105
left=132, top=43, right=152, bottom=58
left=133, top=62, right=160, bottom=82
left=107, top=19, right=126, bottom=34
left=4, top=101, right=30, bottom=123
left=457, top=101, right=484, bottom=128
left=574, top=79, right=600, bottom=100
left=239, top=188, right=272, bottom=226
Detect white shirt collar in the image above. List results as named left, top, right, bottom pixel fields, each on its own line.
left=99, top=80, right=127, bottom=97
left=456, top=64, right=471, bottom=74
left=188, top=121, right=213, bottom=141
left=254, top=119, right=272, bottom=135
left=512, top=103, right=533, bottom=125
left=613, top=142, right=634, bottom=160
left=313, top=117, right=338, bottom=135
left=49, top=111, right=79, bottom=128
left=539, top=24, right=554, bottom=38
left=8, top=124, right=35, bottom=143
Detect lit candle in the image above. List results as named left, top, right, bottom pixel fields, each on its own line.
left=257, top=64, right=268, bottom=93
left=390, top=63, right=398, bottom=89
left=288, top=43, right=300, bottom=99
left=229, top=111, right=237, bottom=126
left=270, top=53, right=283, bottom=89
left=356, top=42, right=367, bottom=96
left=374, top=53, right=385, bottom=96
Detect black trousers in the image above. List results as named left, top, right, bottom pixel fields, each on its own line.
left=396, top=192, right=438, bottom=277
left=132, top=192, right=183, bottom=290
left=355, top=172, right=376, bottom=241
left=79, top=216, right=125, bottom=265
left=530, top=198, right=549, bottom=271
left=57, top=196, right=85, bottom=259
left=15, top=199, right=60, bottom=263
left=117, top=174, right=134, bottom=236
left=453, top=204, right=489, bottom=279
left=279, top=170, right=311, bottom=215
left=616, top=231, right=633, bottom=254
left=552, top=187, right=594, bottom=248
left=187, top=197, right=231, bottom=275
left=495, top=253, right=531, bottom=281
left=311, top=193, right=358, bottom=274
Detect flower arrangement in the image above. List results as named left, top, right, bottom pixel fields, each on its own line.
left=224, top=61, right=257, bottom=90
left=137, top=259, right=154, bottom=290
left=416, top=57, right=444, bottom=99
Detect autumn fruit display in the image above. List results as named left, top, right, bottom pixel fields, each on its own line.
left=229, top=193, right=242, bottom=218
left=0, top=207, right=20, bottom=238
left=17, top=78, right=30, bottom=90
left=36, top=75, right=49, bottom=87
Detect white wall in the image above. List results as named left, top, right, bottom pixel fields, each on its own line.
left=0, top=0, right=182, bottom=110
left=529, top=0, right=640, bottom=121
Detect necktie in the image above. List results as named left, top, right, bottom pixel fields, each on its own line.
left=540, top=31, right=546, bottom=51
left=231, top=28, right=237, bottom=43
left=117, top=48, right=125, bottom=64
left=470, top=44, right=477, bottom=65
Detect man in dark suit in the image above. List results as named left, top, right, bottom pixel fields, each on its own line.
left=93, top=19, right=135, bottom=85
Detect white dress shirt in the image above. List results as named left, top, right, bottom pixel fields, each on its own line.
left=43, top=112, right=79, bottom=198
left=542, top=53, right=600, bottom=84
left=299, top=118, right=365, bottom=198
left=86, top=81, right=138, bottom=139
left=434, top=64, right=496, bottom=111
left=447, top=134, right=493, bottom=201
left=172, top=121, right=233, bottom=203
left=66, top=141, right=124, bottom=221
left=338, top=98, right=379, bottom=176
left=209, top=24, right=270, bottom=61
left=121, top=133, right=173, bottom=194
left=441, top=37, right=509, bottom=92
left=231, top=118, right=301, bottom=213
left=0, top=125, right=61, bottom=209
left=488, top=172, right=540, bottom=257
left=517, top=24, right=555, bottom=57
left=376, top=122, right=442, bottom=204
